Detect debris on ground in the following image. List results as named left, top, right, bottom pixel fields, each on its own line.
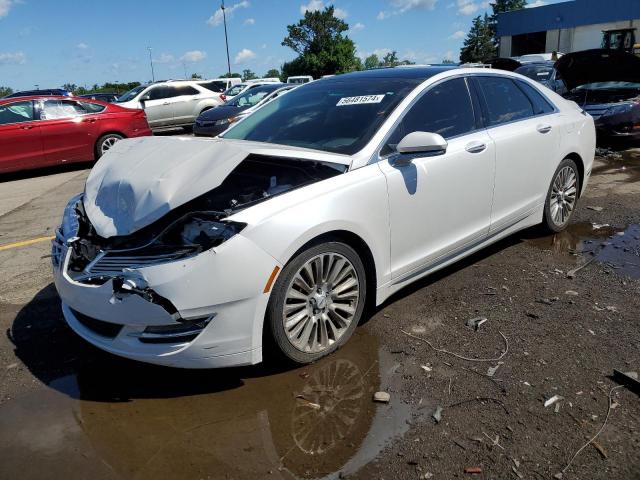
left=565, top=290, right=579, bottom=296
left=613, top=369, right=640, bottom=395
left=592, top=223, right=611, bottom=230
left=295, top=395, right=321, bottom=409
left=486, top=365, right=500, bottom=377
left=420, top=365, right=432, bottom=372
left=465, top=316, right=487, bottom=331
left=432, top=405, right=443, bottom=423
left=401, top=330, right=509, bottom=362
left=567, top=256, right=597, bottom=278
left=463, top=466, right=482, bottom=475
left=373, top=391, right=391, bottom=403
left=592, top=440, right=608, bottom=459
left=586, top=205, right=604, bottom=212
left=544, top=395, right=564, bottom=408
left=536, top=297, right=559, bottom=305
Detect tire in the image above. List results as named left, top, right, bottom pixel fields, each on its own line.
left=182, top=125, right=194, bottom=133
left=542, top=158, right=580, bottom=233
left=95, top=133, right=123, bottom=159
left=266, top=241, right=367, bottom=364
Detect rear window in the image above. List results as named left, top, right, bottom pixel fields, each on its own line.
left=200, top=81, right=227, bottom=93
left=223, top=77, right=421, bottom=155
left=477, top=76, right=534, bottom=126
left=517, top=81, right=555, bottom=115
left=515, top=65, right=554, bottom=81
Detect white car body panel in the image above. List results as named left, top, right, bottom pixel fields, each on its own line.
left=52, top=68, right=596, bottom=368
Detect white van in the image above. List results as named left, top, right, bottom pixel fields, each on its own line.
left=286, top=75, right=313, bottom=84
left=195, top=77, right=242, bottom=94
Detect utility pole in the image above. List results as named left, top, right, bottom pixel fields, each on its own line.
left=147, top=47, right=155, bottom=82
left=182, top=61, right=188, bottom=79
left=221, top=0, right=232, bottom=77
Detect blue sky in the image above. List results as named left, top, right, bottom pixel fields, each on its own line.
left=0, top=0, right=566, bottom=90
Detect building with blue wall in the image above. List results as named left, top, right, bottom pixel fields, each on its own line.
left=497, top=0, right=640, bottom=57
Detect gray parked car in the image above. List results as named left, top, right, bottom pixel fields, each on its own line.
left=115, top=80, right=224, bottom=129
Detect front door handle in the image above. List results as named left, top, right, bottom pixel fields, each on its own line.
left=465, top=141, right=487, bottom=154
left=162, top=102, right=170, bottom=105
left=20, top=125, right=34, bottom=130
left=537, top=124, right=552, bottom=134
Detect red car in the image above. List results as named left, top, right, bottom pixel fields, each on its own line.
left=0, top=96, right=151, bottom=174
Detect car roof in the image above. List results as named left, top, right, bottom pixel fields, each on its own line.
left=325, top=66, right=458, bottom=81
left=0, top=95, right=109, bottom=105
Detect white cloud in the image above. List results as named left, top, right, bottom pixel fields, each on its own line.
left=0, top=51, right=26, bottom=65
left=457, top=0, right=479, bottom=15
left=180, top=50, right=207, bottom=63
left=334, top=7, right=348, bottom=19
left=76, top=42, right=89, bottom=50
left=449, top=30, right=465, bottom=40
left=0, top=0, right=15, bottom=19
left=243, top=17, right=255, bottom=25
left=156, top=53, right=175, bottom=64
left=527, top=0, right=546, bottom=7
left=350, top=22, right=365, bottom=32
left=234, top=48, right=256, bottom=64
left=300, top=0, right=323, bottom=14
left=207, top=0, right=250, bottom=27
left=377, top=0, right=437, bottom=20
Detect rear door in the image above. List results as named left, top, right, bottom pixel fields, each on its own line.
left=0, top=100, right=43, bottom=173
left=171, top=85, right=203, bottom=125
left=39, top=99, right=99, bottom=163
left=473, top=76, right=561, bottom=232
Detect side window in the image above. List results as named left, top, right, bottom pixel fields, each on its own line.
left=477, top=76, right=534, bottom=126
left=41, top=100, right=86, bottom=120
left=0, top=101, right=34, bottom=125
left=176, top=85, right=200, bottom=96
left=78, top=102, right=106, bottom=114
left=147, top=86, right=168, bottom=100
left=164, top=86, right=181, bottom=98
left=516, top=81, right=554, bottom=115
left=382, top=78, right=476, bottom=156
left=201, top=81, right=226, bottom=93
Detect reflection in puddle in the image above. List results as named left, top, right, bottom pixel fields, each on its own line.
left=525, top=222, right=640, bottom=279
left=593, top=149, right=640, bottom=184
left=0, top=330, right=415, bottom=480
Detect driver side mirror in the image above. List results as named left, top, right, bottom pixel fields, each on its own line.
left=391, top=131, right=448, bottom=167
left=139, top=94, right=150, bottom=106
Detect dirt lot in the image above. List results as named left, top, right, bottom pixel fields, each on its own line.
left=0, top=146, right=639, bottom=480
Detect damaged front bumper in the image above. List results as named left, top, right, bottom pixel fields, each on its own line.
left=51, top=196, right=281, bottom=369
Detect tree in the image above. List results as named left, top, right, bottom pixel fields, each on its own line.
left=364, top=54, right=380, bottom=70
left=219, top=72, right=242, bottom=78
left=281, top=6, right=361, bottom=79
left=265, top=68, right=281, bottom=79
left=0, top=86, right=13, bottom=98
left=442, top=58, right=456, bottom=64
left=62, top=83, right=78, bottom=92
left=242, top=69, right=257, bottom=81
left=459, top=14, right=495, bottom=64
left=190, top=73, right=203, bottom=79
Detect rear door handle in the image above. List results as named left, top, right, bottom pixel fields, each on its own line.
left=465, top=141, right=487, bottom=154
left=537, top=124, right=552, bottom=134
left=162, top=102, right=170, bottom=105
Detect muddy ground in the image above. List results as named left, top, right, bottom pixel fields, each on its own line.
left=0, top=147, right=639, bottom=480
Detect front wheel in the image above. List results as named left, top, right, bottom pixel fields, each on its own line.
left=542, top=158, right=580, bottom=232
left=95, top=133, right=123, bottom=158
left=266, top=242, right=367, bottom=364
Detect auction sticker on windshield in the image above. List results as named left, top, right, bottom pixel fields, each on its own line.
left=336, top=94, right=385, bottom=106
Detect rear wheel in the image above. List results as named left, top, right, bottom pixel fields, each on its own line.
left=95, top=133, right=123, bottom=158
left=266, top=241, right=366, bottom=364
left=542, top=158, right=580, bottom=232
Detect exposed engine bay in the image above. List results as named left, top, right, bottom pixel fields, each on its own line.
left=67, top=154, right=346, bottom=280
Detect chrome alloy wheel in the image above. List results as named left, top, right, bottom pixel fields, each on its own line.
left=100, top=136, right=120, bottom=155
left=283, top=253, right=360, bottom=353
left=549, top=165, right=577, bottom=226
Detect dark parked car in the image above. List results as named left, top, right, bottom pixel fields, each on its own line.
left=0, top=96, right=151, bottom=174
left=193, top=83, right=285, bottom=137
left=555, top=49, right=640, bottom=141
left=514, top=62, right=567, bottom=95
left=4, top=88, right=72, bottom=99
left=79, top=93, right=119, bottom=103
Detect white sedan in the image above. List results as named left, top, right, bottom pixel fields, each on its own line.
left=52, top=67, right=595, bottom=368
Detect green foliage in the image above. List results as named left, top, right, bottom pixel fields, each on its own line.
left=190, top=73, right=203, bottom=79
left=242, top=69, right=258, bottom=81
left=459, top=14, right=496, bottom=64
left=0, top=86, right=13, bottom=98
left=62, top=81, right=142, bottom=95
left=219, top=72, right=242, bottom=78
left=265, top=68, right=281, bottom=80
left=281, top=6, right=362, bottom=79
left=442, top=58, right=456, bottom=64
left=364, top=54, right=380, bottom=70
left=488, top=0, right=527, bottom=48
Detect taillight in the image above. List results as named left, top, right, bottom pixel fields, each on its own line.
left=220, top=94, right=227, bottom=102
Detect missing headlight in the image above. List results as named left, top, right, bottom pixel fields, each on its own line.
left=158, top=212, right=246, bottom=252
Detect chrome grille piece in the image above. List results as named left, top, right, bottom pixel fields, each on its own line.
left=79, top=249, right=194, bottom=279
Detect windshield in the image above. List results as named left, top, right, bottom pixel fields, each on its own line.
left=229, top=88, right=275, bottom=107
left=224, top=84, right=245, bottom=97
left=515, top=65, right=554, bottom=81
left=222, top=77, right=421, bottom=155
left=116, top=85, right=146, bottom=103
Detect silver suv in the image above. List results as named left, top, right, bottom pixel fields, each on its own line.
left=115, top=80, right=224, bottom=129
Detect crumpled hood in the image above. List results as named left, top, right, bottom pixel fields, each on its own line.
left=83, top=136, right=350, bottom=238
left=555, top=49, right=640, bottom=92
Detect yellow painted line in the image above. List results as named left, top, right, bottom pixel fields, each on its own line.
left=0, top=236, right=55, bottom=252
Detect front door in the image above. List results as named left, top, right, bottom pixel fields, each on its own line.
left=141, top=86, right=175, bottom=127
left=377, top=77, right=496, bottom=280
left=0, top=100, right=43, bottom=173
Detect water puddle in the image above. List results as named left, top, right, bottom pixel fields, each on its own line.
left=593, top=148, right=640, bottom=184
left=0, top=330, right=419, bottom=480
left=524, top=222, right=640, bottom=279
